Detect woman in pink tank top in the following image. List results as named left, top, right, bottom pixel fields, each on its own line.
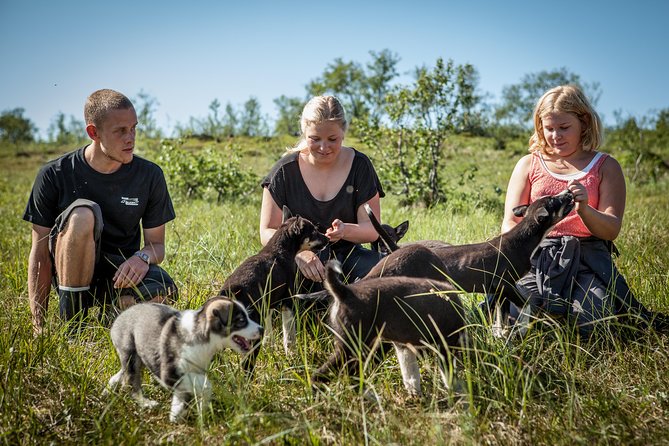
left=493, top=85, right=668, bottom=338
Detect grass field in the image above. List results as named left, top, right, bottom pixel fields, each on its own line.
left=1, top=136, right=668, bottom=445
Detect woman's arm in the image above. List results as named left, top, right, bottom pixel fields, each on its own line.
left=569, top=156, right=625, bottom=240
left=259, top=187, right=283, bottom=246
left=260, top=187, right=328, bottom=282
left=501, top=155, right=533, bottom=233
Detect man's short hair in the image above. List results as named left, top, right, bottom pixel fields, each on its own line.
left=84, top=89, right=134, bottom=128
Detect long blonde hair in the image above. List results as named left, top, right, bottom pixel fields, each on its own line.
left=529, top=85, right=602, bottom=154
left=289, top=95, right=348, bottom=152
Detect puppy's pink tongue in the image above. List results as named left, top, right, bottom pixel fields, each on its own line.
left=233, top=335, right=250, bottom=351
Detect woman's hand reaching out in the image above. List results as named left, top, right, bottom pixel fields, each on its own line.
left=567, top=179, right=589, bottom=214
left=325, top=219, right=346, bottom=243
left=295, top=250, right=325, bottom=282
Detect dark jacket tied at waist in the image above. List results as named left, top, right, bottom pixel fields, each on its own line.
left=516, top=236, right=651, bottom=327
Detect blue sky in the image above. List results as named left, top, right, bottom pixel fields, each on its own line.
left=1, top=0, right=667, bottom=137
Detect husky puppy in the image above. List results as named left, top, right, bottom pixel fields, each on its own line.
left=107, top=297, right=263, bottom=423
left=219, top=207, right=328, bottom=369
left=314, top=260, right=465, bottom=397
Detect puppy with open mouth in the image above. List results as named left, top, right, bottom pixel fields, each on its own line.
left=106, top=296, right=263, bottom=422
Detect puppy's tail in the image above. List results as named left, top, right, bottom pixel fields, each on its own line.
left=292, top=290, right=330, bottom=301
left=364, top=204, right=399, bottom=253
left=324, top=260, right=352, bottom=302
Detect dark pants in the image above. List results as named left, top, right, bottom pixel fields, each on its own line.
left=57, top=253, right=178, bottom=321
left=511, top=237, right=654, bottom=337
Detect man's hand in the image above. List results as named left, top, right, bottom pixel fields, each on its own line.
left=113, top=256, right=149, bottom=289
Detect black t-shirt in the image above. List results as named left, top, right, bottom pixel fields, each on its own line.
left=261, top=148, right=384, bottom=253
left=23, top=146, right=176, bottom=256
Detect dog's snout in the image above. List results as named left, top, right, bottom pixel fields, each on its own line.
left=557, top=189, right=574, bottom=201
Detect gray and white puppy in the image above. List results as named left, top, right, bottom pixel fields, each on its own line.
left=106, top=296, right=263, bottom=422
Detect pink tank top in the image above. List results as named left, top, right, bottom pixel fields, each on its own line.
left=528, top=151, right=608, bottom=238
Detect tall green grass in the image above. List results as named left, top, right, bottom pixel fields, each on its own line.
left=1, top=138, right=668, bottom=445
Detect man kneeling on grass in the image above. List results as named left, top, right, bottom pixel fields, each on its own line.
left=23, top=89, right=178, bottom=334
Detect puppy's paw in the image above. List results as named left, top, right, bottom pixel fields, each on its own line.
left=169, top=412, right=185, bottom=424
left=103, top=372, right=124, bottom=398
left=135, top=395, right=159, bottom=409
left=491, top=323, right=509, bottom=339
left=282, top=339, right=296, bottom=356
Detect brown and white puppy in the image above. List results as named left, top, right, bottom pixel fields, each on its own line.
left=313, top=260, right=465, bottom=397
left=106, top=297, right=263, bottom=423
left=219, top=207, right=328, bottom=369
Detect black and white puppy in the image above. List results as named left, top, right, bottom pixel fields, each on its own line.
left=106, top=297, right=263, bottom=423
left=314, top=260, right=465, bottom=396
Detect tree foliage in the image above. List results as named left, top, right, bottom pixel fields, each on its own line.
left=134, top=90, right=162, bottom=139
left=363, top=49, right=401, bottom=126
left=157, top=138, right=258, bottom=201
left=606, top=108, right=669, bottom=184
left=273, top=95, right=303, bottom=136
left=238, top=97, right=269, bottom=137
left=0, top=108, right=36, bottom=144
left=495, top=67, right=602, bottom=128
left=176, top=97, right=268, bottom=139
left=360, top=58, right=486, bottom=206
left=47, top=112, right=85, bottom=145
left=306, top=49, right=401, bottom=127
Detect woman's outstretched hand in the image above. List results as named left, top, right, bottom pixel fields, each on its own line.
left=326, top=219, right=346, bottom=243
left=295, top=250, right=325, bottom=282
left=567, top=179, right=589, bottom=213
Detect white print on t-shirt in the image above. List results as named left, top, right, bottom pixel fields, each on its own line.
left=121, top=197, right=139, bottom=206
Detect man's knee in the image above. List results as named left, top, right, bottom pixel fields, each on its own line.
left=51, top=199, right=103, bottom=253
left=62, top=206, right=97, bottom=237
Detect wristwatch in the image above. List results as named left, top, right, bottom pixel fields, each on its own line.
left=134, top=251, right=150, bottom=264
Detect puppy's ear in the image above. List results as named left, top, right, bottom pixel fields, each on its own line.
left=206, top=299, right=233, bottom=336
left=395, top=221, right=410, bottom=240
left=282, top=206, right=293, bottom=223
left=288, top=215, right=305, bottom=236
left=533, top=207, right=549, bottom=223
left=513, top=205, right=529, bottom=217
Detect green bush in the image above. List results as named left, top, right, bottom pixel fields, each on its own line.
left=157, top=139, right=258, bottom=202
